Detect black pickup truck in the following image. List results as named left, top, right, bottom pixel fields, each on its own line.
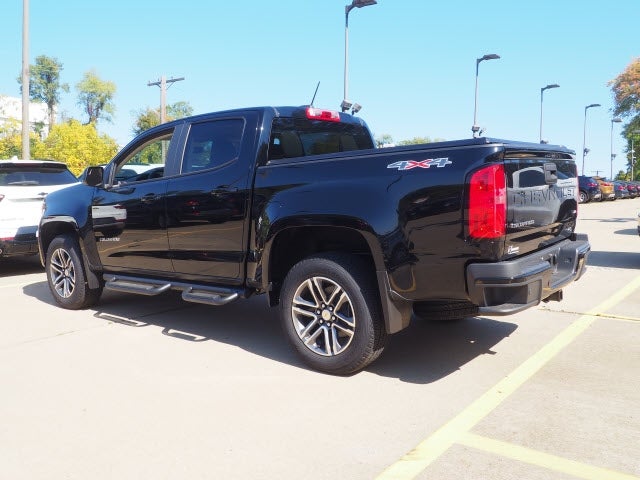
left=38, top=106, right=590, bottom=374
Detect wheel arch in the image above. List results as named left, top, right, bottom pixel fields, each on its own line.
left=39, top=217, right=102, bottom=290
left=264, top=223, right=382, bottom=305
left=39, top=217, right=79, bottom=265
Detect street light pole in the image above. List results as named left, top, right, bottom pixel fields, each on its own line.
left=610, top=118, right=622, bottom=179
left=631, top=130, right=640, bottom=181
left=342, top=0, right=376, bottom=112
left=581, top=103, right=601, bottom=175
left=632, top=136, right=635, bottom=181
left=472, top=53, right=500, bottom=138
left=21, top=0, right=30, bottom=160
left=539, top=84, right=559, bottom=143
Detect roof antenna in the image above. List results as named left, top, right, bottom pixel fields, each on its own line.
left=309, top=81, right=320, bottom=107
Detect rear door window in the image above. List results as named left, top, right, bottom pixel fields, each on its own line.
left=180, top=119, right=245, bottom=174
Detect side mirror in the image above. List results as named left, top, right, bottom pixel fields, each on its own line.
left=84, top=166, right=104, bottom=187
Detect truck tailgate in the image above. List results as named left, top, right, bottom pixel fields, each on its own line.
left=503, top=149, right=578, bottom=259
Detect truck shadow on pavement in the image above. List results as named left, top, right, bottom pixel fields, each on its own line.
left=23, top=281, right=517, bottom=384
left=0, top=256, right=43, bottom=277
left=580, top=216, right=635, bottom=223
left=613, top=228, right=638, bottom=236
left=369, top=317, right=517, bottom=383
left=585, top=250, right=640, bottom=269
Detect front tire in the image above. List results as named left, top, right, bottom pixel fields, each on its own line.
left=279, top=253, right=387, bottom=375
left=45, top=235, right=103, bottom=309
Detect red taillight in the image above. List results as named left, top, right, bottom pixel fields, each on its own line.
left=306, top=107, right=341, bottom=123
left=469, top=164, right=506, bottom=239
left=587, top=182, right=597, bottom=187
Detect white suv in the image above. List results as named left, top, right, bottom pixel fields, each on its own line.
left=0, top=158, right=78, bottom=258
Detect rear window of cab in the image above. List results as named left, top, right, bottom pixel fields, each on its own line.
left=268, top=117, right=374, bottom=161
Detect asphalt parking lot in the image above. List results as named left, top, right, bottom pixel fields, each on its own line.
left=1, top=198, right=639, bottom=480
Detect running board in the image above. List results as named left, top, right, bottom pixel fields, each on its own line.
left=103, top=274, right=243, bottom=306
left=104, top=277, right=171, bottom=296
left=182, top=288, right=238, bottom=306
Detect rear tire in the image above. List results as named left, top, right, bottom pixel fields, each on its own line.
left=578, top=190, right=589, bottom=203
left=279, top=253, right=387, bottom=375
left=45, top=235, right=103, bottom=309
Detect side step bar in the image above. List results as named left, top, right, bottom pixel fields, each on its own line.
left=182, top=288, right=238, bottom=306
left=103, top=274, right=244, bottom=306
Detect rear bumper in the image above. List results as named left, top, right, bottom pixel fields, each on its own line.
left=466, top=234, right=590, bottom=315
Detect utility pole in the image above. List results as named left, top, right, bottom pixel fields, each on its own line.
left=147, top=75, right=184, bottom=124
left=21, top=0, right=29, bottom=159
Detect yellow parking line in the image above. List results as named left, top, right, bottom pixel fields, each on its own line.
left=459, top=433, right=640, bottom=480
left=376, top=274, right=640, bottom=480
left=591, top=312, right=640, bottom=323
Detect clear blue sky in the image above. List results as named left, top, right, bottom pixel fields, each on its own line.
left=1, top=0, right=638, bottom=179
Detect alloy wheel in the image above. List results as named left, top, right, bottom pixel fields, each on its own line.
left=291, top=276, right=355, bottom=356
left=50, top=248, right=76, bottom=298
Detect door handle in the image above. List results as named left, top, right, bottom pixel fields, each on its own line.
left=141, top=193, right=160, bottom=203
left=210, top=186, right=238, bottom=195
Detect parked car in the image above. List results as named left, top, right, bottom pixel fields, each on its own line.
left=578, top=175, right=602, bottom=203
left=623, top=181, right=639, bottom=198
left=613, top=181, right=631, bottom=199
left=0, top=158, right=78, bottom=258
left=593, top=176, right=615, bottom=201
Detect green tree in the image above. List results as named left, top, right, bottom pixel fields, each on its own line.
left=42, top=120, right=118, bottom=175
left=0, top=119, right=46, bottom=158
left=398, top=136, right=433, bottom=145
left=132, top=108, right=159, bottom=135
left=17, top=55, right=69, bottom=128
left=168, top=101, right=193, bottom=120
left=375, top=134, right=394, bottom=148
left=610, top=58, right=640, bottom=180
left=76, top=70, right=116, bottom=125
left=132, top=101, right=194, bottom=135
left=374, top=134, right=446, bottom=148
left=609, top=57, right=640, bottom=120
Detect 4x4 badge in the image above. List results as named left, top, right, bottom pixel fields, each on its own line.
left=387, top=158, right=452, bottom=170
